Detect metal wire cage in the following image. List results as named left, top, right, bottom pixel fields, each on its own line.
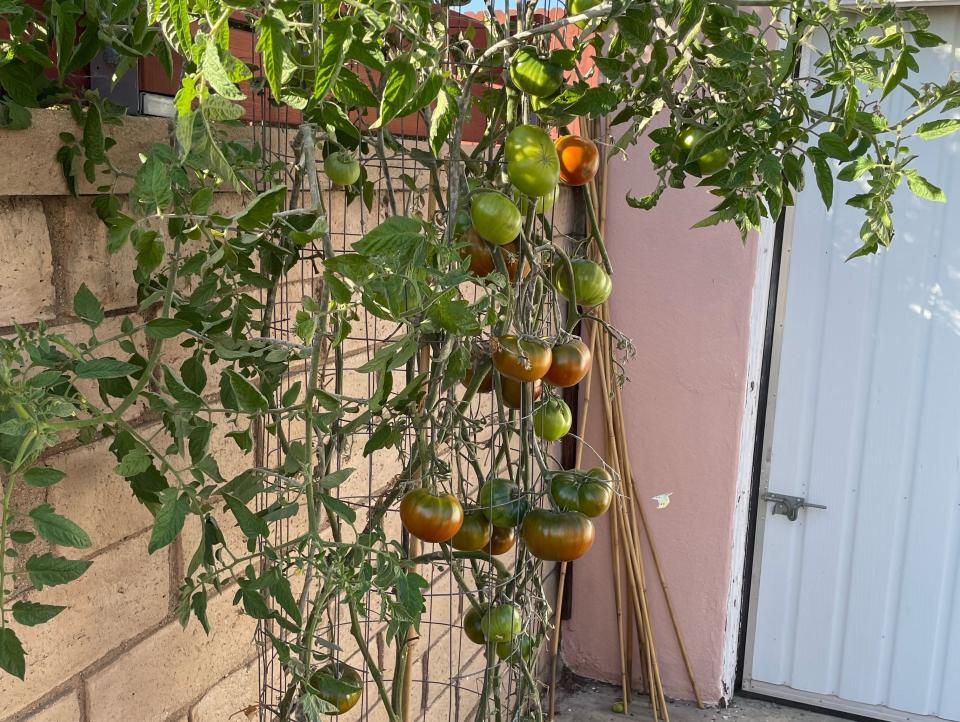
left=246, top=3, right=581, bottom=719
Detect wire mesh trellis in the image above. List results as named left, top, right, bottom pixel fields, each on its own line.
left=246, top=3, right=582, bottom=719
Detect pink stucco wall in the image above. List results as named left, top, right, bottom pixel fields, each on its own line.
left=562, top=145, right=759, bottom=703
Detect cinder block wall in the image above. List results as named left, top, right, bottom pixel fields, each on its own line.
left=1, top=110, right=574, bottom=722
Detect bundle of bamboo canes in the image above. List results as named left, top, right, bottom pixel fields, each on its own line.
left=546, top=120, right=703, bottom=721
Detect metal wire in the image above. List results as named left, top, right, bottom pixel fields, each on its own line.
left=251, top=3, right=572, bottom=720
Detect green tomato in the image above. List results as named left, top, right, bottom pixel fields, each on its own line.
left=308, top=662, right=363, bottom=715
left=532, top=397, right=572, bottom=441
left=579, top=468, right=614, bottom=517
left=696, top=147, right=730, bottom=175
left=568, top=0, right=606, bottom=28
left=496, top=632, right=535, bottom=664
left=509, top=45, right=564, bottom=98
left=550, top=471, right=582, bottom=512
left=323, top=151, right=361, bottom=186
left=672, top=127, right=730, bottom=176
left=505, top=125, right=560, bottom=198
left=471, top=191, right=522, bottom=246
left=478, top=478, right=528, bottom=528
left=481, top=604, right=523, bottom=643
left=517, top=185, right=559, bottom=215
left=553, top=258, right=612, bottom=308
left=463, top=605, right=487, bottom=645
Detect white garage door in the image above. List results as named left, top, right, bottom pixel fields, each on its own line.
left=742, top=6, right=960, bottom=721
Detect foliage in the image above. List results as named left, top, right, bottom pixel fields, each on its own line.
left=0, top=1, right=955, bottom=720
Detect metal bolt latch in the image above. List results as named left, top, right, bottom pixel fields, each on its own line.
left=762, top=492, right=827, bottom=522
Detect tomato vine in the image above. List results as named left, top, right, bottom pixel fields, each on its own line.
left=0, top=1, right=956, bottom=721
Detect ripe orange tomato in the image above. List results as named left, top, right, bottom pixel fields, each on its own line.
left=492, top=335, right=553, bottom=382
left=555, top=135, right=599, bottom=186
left=544, top=337, right=592, bottom=387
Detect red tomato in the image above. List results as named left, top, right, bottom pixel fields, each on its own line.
left=555, top=135, right=600, bottom=186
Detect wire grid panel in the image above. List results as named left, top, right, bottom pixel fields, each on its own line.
left=249, top=4, right=576, bottom=720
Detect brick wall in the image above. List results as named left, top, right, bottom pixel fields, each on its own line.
left=0, top=110, right=574, bottom=722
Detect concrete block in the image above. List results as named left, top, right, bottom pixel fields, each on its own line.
left=19, top=691, right=82, bottom=722
left=42, top=197, right=137, bottom=314
left=190, top=660, right=259, bottom=722
left=0, top=198, right=55, bottom=326
left=46, top=436, right=155, bottom=553
left=0, top=532, right=169, bottom=717
left=85, top=589, right=258, bottom=722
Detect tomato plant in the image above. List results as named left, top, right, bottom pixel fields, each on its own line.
left=533, top=397, right=572, bottom=441
left=553, top=258, right=613, bottom=308
left=506, top=124, right=561, bottom=198
left=399, top=489, right=465, bottom=543
left=509, top=45, right=563, bottom=98
left=0, top=0, right=949, bottom=715
left=556, top=135, right=600, bottom=186
left=521, top=509, right=596, bottom=562
left=544, top=337, right=592, bottom=387
left=492, top=335, right=553, bottom=382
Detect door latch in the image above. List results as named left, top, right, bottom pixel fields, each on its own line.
left=762, top=492, right=827, bottom=522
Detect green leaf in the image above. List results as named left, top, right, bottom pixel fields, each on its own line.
left=320, top=494, right=356, bottom=524
left=135, top=231, right=166, bottom=273
left=225, top=370, right=269, bottom=413
left=256, top=9, right=288, bottom=101
left=818, top=132, right=852, bottom=161
left=314, top=17, right=353, bottom=100
left=82, top=103, right=105, bottom=163
left=72, top=282, right=104, bottom=326
left=25, top=553, right=92, bottom=590
left=916, top=118, right=960, bottom=140
left=12, top=600, right=66, bottom=626
left=0, top=628, right=25, bottom=680
left=148, top=488, right=189, bottom=553
left=881, top=49, right=911, bottom=101
left=319, top=468, right=354, bottom=490
left=145, top=318, right=191, bottom=339
left=10, top=530, right=35, bottom=544
left=236, top=185, right=286, bottom=230
left=135, top=155, right=173, bottom=211
left=301, top=693, right=339, bottom=719
left=75, top=358, right=139, bottom=379
left=115, top=448, right=151, bottom=478
left=23, top=467, right=65, bottom=488
left=353, top=216, right=423, bottom=256
left=905, top=169, right=946, bottom=202
left=159, top=0, right=192, bottom=54
left=373, top=56, right=416, bottom=129
left=201, top=95, right=244, bottom=122
left=202, top=41, right=244, bottom=100
left=429, top=85, right=457, bottom=156
left=809, top=151, right=833, bottom=210
left=30, top=504, right=91, bottom=549
left=222, top=493, right=269, bottom=539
